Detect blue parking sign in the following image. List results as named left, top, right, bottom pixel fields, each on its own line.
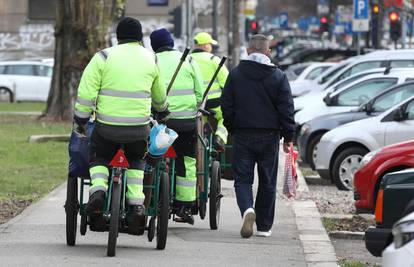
left=353, top=0, right=369, bottom=20
left=279, top=13, right=289, bottom=28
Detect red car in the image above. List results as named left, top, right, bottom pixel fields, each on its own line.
left=354, top=140, right=414, bottom=214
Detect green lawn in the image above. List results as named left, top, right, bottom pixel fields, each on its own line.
left=0, top=102, right=46, bottom=112
left=0, top=115, right=70, bottom=200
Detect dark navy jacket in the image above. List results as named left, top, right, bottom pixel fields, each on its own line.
left=221, top=59, right=295, bottom=142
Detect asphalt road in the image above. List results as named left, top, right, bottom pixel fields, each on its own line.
left=0, top=174, right=307, bottom=266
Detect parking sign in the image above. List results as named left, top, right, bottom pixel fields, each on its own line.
left=352, top=0, right=369, bottom=32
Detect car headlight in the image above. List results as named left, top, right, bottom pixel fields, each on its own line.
left=359, top=150, right=379, bottom=169
left=393, top=219, right=414, bottom=249
left=300, top=124, right=311, bottom=135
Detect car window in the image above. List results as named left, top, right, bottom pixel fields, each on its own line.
left=305, top=66, right=329, bottom=80
left=337, top=78, right=398, bottom=106
left=0, top=65, right=5, bottom=74
left=405, top=101, right=414, bottom=120
left=5, top=65, right=35, bottom=76
left=372, top=84, right=414, bottom=112
left=320, top=63, right=348, bottom=84
left=390, top=60, right=414, bottom=68
left=332, top=72, right=379, bottom=91
left=37, top=65, right=53, bottom=77
left=338, top=61, right=383, bottom=80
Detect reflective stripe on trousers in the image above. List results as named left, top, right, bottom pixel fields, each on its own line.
left=126, top=169, right=145, bottom=205
left=89, top=166, right=109, bottom=195
left=175, top=156, right=197, bottom=202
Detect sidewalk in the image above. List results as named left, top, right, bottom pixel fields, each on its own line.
left=0, top=148, right=336, bottom=267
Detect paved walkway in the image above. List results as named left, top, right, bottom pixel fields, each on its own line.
left=0, top=149, right=337, bottom=267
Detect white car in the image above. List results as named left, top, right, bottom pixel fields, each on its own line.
left=294, top=67, right=390, bottom=112
left=287, top=62, right=336, bottom=83
left=382, top=210, right=414, bottom=266
left=313, top=49, right=414, bottom=93
left=314, top=96, right=414, bottom=190
left=295, top=69, right=414, bottom=126
left=0, top=61, right=53, bottom=102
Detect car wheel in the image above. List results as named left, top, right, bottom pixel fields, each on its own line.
left=332, top=147, right=368, bottom=191
left=0, top=87, right=14, bottom=103
left=307, top=133, right=325, bottom=170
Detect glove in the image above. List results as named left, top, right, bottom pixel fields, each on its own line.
left=152, top=107, right=170, bottom=124
left=73, top=121, right=87, bottom=137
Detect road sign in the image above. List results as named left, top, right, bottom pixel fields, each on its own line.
left=279, top=12, right=289, bottom=28
left=352, top=0, right=369, bottom=32
left=147, top=0, right=168, bottom=6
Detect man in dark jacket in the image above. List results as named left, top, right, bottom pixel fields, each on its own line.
left=221, top=34, right=295, bottom=238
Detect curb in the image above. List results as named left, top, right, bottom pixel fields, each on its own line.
left=329, top=231, right=365, bottom=240
left=0, top=111, right=42, bottom=116
left=0, top=182, right=66, bottom=232
left=292, top=169, right=340, bottom=267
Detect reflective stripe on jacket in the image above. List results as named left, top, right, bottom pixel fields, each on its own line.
left=191, top=50, right=229, bottom=100
left=75, top=42, right=167, bottom=126
left=156, top=50, right=204, bottom=119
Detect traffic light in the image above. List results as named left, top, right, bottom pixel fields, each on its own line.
left=389, top=11, right=402, bottom=42
left=245, top=18, right=259, bottom=40
left=168, top=6, right=182, bottom=38
left=372, top=4, right=380, bottom=15
left=319, top=16, right=329, bottom=33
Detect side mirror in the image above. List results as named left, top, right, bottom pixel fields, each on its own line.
left=393, top=107, right=406, bottom=121
left=363, top=103, right=373, bottom=115
left=323, top=93, right=332, bottom=106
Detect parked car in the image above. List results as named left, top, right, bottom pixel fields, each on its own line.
left=286, top=62, right=336, bottom=81
left=313, top=49, right=414, bottom=94
left=354, top=140, right=414, bottom=214
left=295, top=69, right=414, bottom=127
left=314, top=96, right=414, bottom=190
left=382, top=206, right=414, bottom=266
left=365, top=169, right=414, bottom=257
left=277, top=48, right=359, bottom=70
left=0, top=61, right=53, bottom=102
left=298, top=81, right=414, bottom=169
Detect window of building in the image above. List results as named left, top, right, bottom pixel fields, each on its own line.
left=28, top=0, right=56, bottom=20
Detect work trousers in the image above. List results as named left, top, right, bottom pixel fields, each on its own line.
left=232, top=131, right=280, bottom=232
left=89, top=128, right=146, bottom=206
left=171, top=128, right=197, bottom=207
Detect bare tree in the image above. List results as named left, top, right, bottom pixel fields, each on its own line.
left=43, top=0, right=124, bottom=121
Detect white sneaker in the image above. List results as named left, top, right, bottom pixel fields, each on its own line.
left=240, top=208, right=256, bottom=238
left=256, top=230, right=272, bottom=237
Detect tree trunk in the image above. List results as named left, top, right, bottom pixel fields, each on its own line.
left=43, top=0, right=124, bottom=121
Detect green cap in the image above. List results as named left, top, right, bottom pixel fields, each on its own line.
left=194, top=32, right=218, bottom=45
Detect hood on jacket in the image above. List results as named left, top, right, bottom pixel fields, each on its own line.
left=238, top=59, right=278, bottom=81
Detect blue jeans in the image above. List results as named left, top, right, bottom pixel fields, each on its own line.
left=232, top=132, right=279, bottom=232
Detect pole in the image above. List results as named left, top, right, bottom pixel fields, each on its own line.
left=166, top=48, right=190, bottom=95
left=356, top=33, right=360, bottom=55
left=200, top=57, right=227, bottom=106
left=212, top=0, right=218, bottom=40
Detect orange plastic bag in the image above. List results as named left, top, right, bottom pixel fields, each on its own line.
left=283, top=144, right=298, bottom=199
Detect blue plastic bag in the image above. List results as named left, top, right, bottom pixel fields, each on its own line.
left=68, top=122, right=94, bottom=177
left=148, top=122, right=178, bottom=157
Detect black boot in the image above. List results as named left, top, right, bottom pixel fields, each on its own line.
left=128, top=205, right=146, bottom=235
left=87, top=190, right=106, bottom=231
left=175, top=206, right=195, bottom=225
left=86, top=190, right=105, bottom=215
left=213, top=136, right=225, bottom=152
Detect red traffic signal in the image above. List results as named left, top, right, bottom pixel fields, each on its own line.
left=320, top=16, right=328, bottom=24
left=251, top=21, right=257, bottom=30
left=389, top=11, right=399, bottom=22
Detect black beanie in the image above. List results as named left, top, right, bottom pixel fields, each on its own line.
left=116, top=17, right=143, bottom=41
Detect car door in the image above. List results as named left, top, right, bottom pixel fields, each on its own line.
left=4, top=64, right=36, bottom=101
left=34, top=65, right=53, bottom=101
left=330, top=78, right=398, bottom=115
left=384, top=100, right=414, bottom=145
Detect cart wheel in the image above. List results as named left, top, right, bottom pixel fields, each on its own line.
left=209, top=161, right=222, bottom=230
left=199, top=199, right=206, bottom=220
left=107, top=182, right=121, bottom=257
left=65, top=176, right=78, bottom=246
left=147, top=216, right=156, bottom=242
left=156, top=172, right=170, bottom=250
left=80, top=214, right=87, bottom=236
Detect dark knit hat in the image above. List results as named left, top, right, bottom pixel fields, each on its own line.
left=116, top=17, right=143, bottom=41
left=150, top=28, right=174, bottom=52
